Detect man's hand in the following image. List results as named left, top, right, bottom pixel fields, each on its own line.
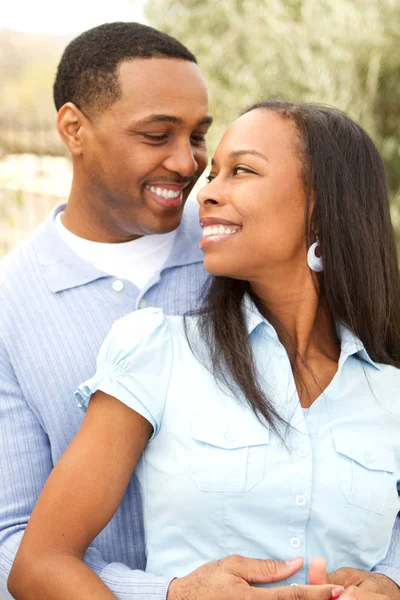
left=308, top=557, right=399, bottom=599
left=167, top=555, right=344, bottom=600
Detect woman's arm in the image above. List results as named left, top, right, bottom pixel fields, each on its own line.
left=8, top=391, right=152, bottom=600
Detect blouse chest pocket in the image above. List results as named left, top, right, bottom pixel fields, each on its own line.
left=333, top=428, right=395, bottom=515
left=189, top=413, right=270, bottom=493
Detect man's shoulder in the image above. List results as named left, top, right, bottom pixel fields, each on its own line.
left=0, top=223, right=47, bottom=299
left=0, top=232, right=39, bottom=277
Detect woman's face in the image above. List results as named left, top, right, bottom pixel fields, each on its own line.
left=197, top=109, right=308, bottom=281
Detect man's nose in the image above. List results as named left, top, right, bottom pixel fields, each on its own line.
left=163, top=140, right=198, bottom=178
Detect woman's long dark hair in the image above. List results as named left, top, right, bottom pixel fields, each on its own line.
left=187, top=101, right=400, bottom=435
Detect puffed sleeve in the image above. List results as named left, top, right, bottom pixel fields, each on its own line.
left=75, top=307, right=172, bottom=438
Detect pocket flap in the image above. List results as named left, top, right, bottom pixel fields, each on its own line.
left=191, top=410, right=270, bottom=449
left=332, top=427, right=394, bottom=472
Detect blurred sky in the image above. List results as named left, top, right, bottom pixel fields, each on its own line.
left=2, top=0, right=147, bottom=34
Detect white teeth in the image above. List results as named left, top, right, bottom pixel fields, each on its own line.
left=202, top=225, right=241, bottom=238
left=148, top=185, right=181, bottom=199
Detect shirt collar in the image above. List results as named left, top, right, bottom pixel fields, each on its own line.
left=242, top=294, right=278, bottom=340
left=34, top=203, right=108, bottom=293
left=336, top=322, right=380, bottom=370
left=242, top=294, right=380, bottom=370
left=34, top=201, right=204, bottom=294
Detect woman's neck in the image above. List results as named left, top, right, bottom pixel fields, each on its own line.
left=249, top=264, right=340, bottom=407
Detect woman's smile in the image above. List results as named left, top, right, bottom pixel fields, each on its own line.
left=200, top=217, right=242, bottom=250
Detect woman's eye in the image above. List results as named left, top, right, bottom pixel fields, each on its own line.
left=233, top=166, right=254, bottom=175
left=205, top=174, right=216, bottom=183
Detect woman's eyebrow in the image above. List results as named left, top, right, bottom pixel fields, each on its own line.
left=228, top=149, right=269, bottom=162
left=210, top=149, right=268, bottom=167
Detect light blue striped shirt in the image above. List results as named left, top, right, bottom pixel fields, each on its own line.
left=0, top=202, right=208, bottom=600
left=0, top=202, right=399, bottom=599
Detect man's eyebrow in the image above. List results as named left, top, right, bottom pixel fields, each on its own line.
left=134, top=114, right=213, bottom=127
left=198, top=115, right=213, bottom=127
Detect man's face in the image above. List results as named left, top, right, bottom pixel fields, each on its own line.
left=79, top=58, right=211, bottom=240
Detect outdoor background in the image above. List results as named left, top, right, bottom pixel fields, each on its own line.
left=1, top=0, right=400, bottom=259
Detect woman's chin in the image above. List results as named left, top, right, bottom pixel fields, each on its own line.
left=203, top=258, right=242, bottom=280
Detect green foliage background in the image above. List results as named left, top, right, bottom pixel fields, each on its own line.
left=145, top=0, right=400, bottom=237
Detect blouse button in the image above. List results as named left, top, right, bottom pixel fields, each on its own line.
left=112, top=280, right=124, bottom=292
left=224, top=431, right=236, bottom=443
left=296, top=495, right=306, bottom=506
left=297, top=447, right=308, bottom=457
left=139, top=299, right=148, bottom=309
left=290, top=536, right=301, bottom=548
left=364, top=452, right=374, bottom=464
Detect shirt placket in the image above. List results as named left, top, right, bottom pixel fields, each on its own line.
left=277, top=347, right=313, bottom=585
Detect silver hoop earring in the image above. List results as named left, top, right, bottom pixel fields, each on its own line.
left=307, top=240, right=323, bottom=272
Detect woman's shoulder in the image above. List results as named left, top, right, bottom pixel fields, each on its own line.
left=103, top=308, right=197, bottom=360
left=100, top=308, right=173, bottom=363
left=110, top=306, right=168, bottom=332
left=367, top=360, right=400, bottom=409
left=374, top=361, right=400, bottom=382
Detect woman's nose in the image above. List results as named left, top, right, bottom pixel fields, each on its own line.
left=197, top=179, right=221, bottom=206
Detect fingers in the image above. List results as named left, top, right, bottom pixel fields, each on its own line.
left=221, top=555, right=304, bottom=583
left=308, top=557, right=328, bottom=585
left=250, top=583, right=345, bottom=600
left=338, top=585, right=389, bottom=599
left=326, top=568, right=364, bottom=589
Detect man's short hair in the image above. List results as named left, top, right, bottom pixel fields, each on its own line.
left=53, top=21, right=197, bottom=114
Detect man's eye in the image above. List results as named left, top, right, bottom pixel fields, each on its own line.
left=141, top=134, right=168, bottom=142
left=205, top=174, right=215, bottom=183
left=191, top=134, right=207, bottom=144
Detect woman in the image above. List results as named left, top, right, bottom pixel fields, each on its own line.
left=8, top=101, right=400, bottom=599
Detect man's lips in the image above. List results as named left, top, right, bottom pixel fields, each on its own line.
left=144, top=183, right=189, bottom=210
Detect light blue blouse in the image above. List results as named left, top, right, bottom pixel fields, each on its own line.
left=76, top=300, right=400, bottom=587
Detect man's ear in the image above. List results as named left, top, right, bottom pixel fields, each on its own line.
left=56, top=102, right=87, bottom=157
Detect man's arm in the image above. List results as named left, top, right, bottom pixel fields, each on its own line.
left=0, top=341, right=169, bottom=600
left=371, top=513, right=400, bottom=589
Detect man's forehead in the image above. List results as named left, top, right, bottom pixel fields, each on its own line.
left=114, top=59, right=211, bottom=124
left=117, top=57, right=208, bottom=94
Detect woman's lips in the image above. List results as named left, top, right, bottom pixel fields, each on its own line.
left=200, top=223, right=241, bottom=250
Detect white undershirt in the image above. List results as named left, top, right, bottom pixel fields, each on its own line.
left=55, top=212, right=177, bottom=290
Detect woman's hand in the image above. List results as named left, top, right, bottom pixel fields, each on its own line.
left=308, top=557, right=399, bottom=599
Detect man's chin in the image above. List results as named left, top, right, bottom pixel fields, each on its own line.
left=141, top=212, right=184, bottom=236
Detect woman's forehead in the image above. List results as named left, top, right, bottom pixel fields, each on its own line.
left=214, top=109, right=299, bottom=161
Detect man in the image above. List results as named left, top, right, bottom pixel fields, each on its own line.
left=0, top=22, right=398, bottom=600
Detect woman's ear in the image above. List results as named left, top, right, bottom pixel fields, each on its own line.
left=56, top=102, right=85, bottom=157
